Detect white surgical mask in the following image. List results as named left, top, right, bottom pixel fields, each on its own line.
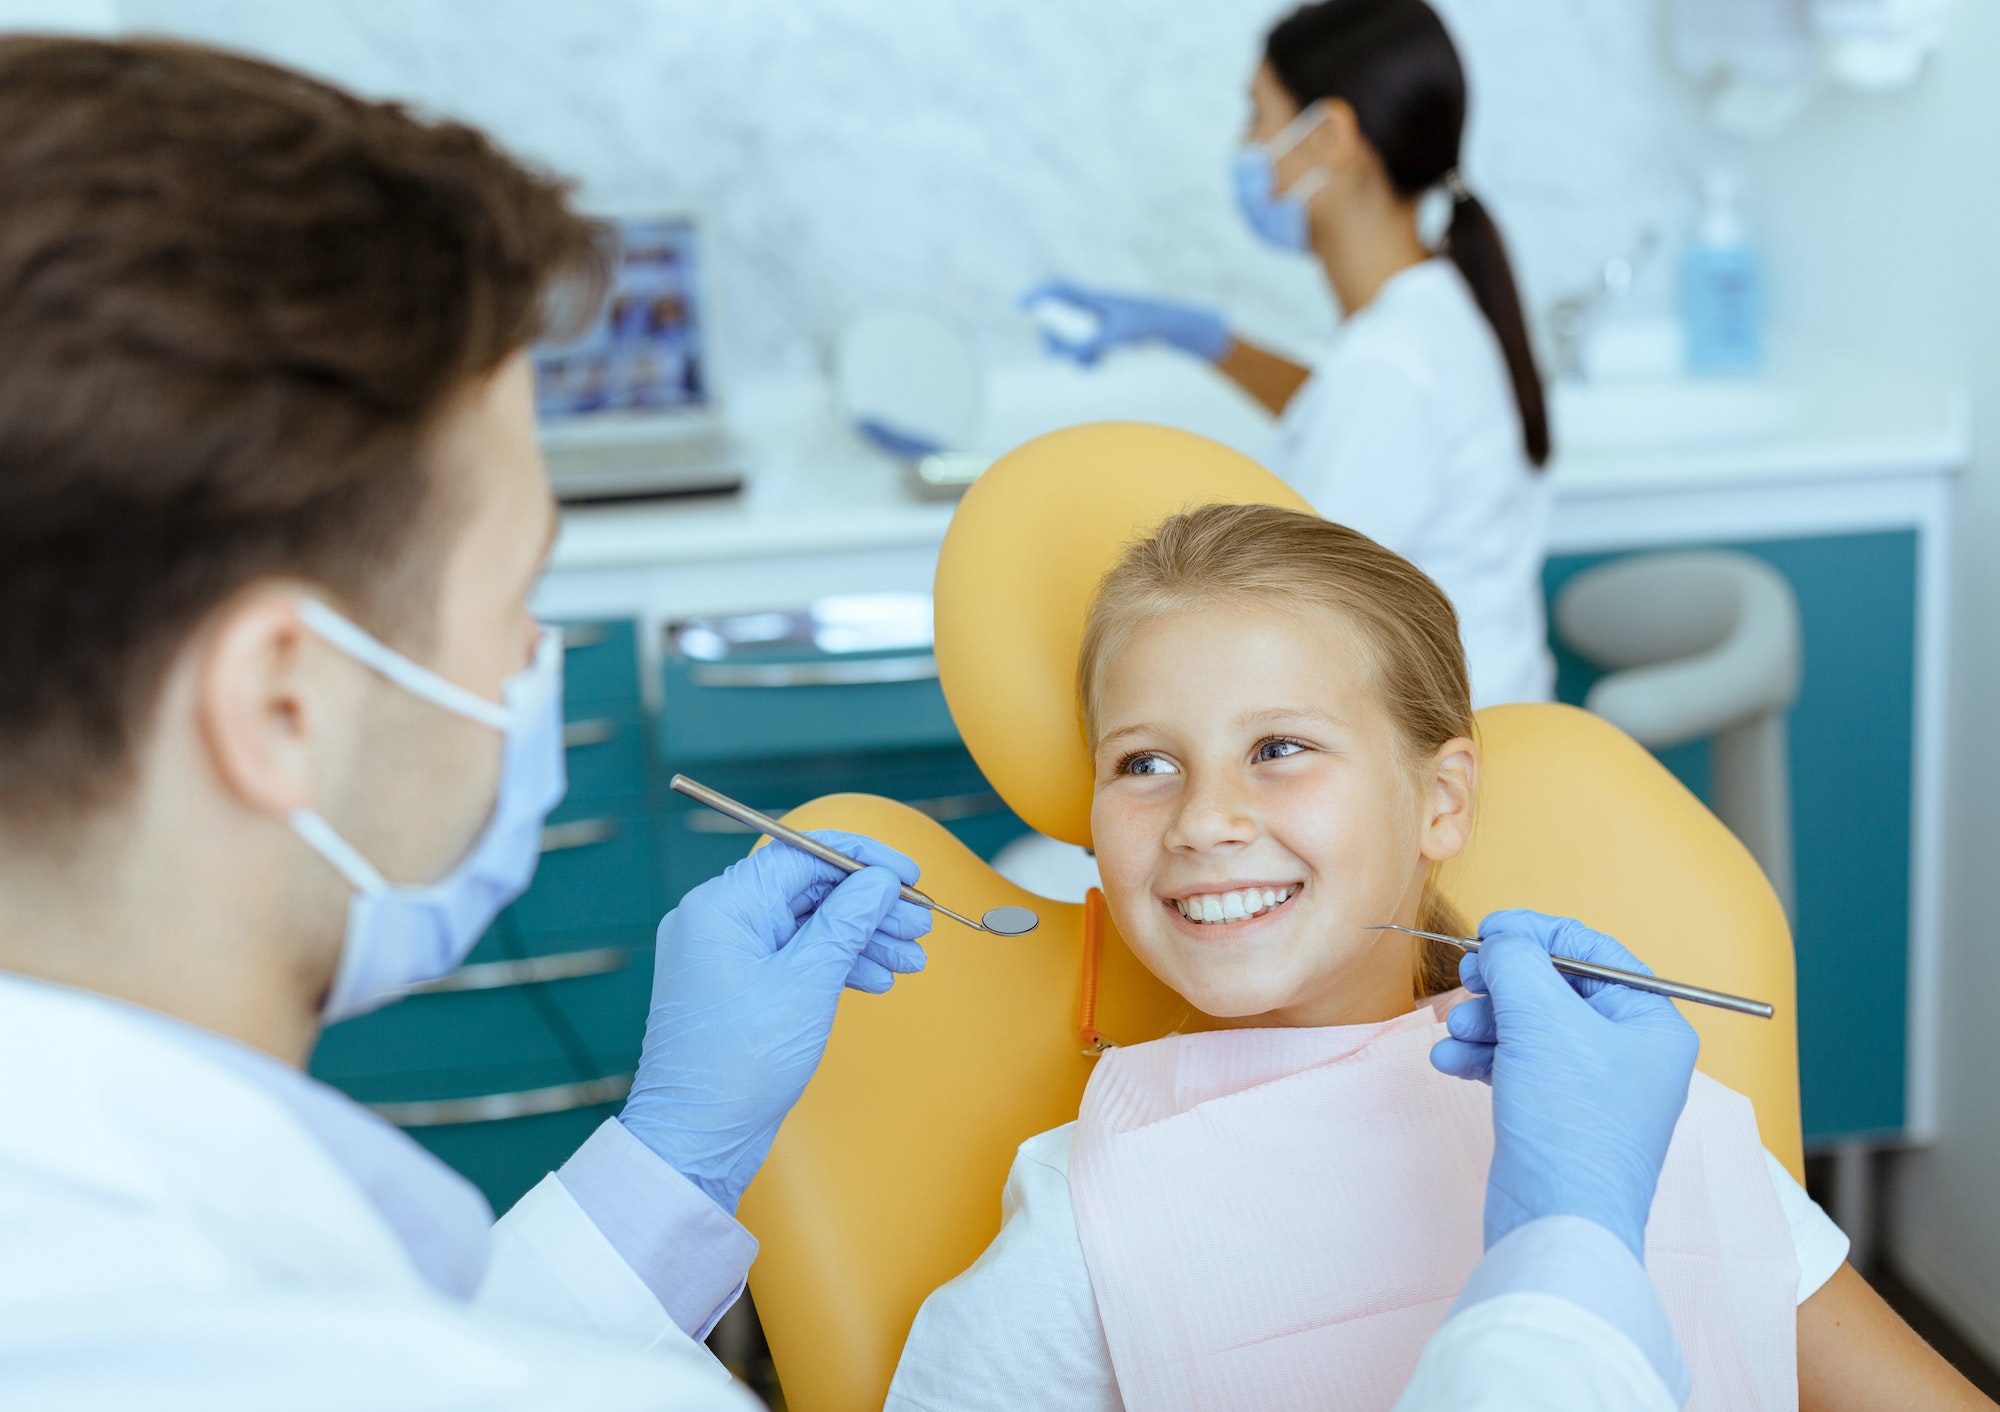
left=290, top=599, right=568, bottom=1023
left=1232, top=101, right=1332, bottom=253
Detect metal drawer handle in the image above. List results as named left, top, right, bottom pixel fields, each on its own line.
left=540, top=817, right=621, bottom=852
left=561, top=623, right=609, bottom=650
left=683, top=790, right=1005, bottom=834
left=562, top=717, right=618, bottom=749
left=369, top=1074, right=633, bottom=1128
left=687, top=655, right=938, bottom=689
left=409, top=946, right=629, bottom=995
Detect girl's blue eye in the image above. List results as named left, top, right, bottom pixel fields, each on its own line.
left=1255, top=738, right=1308, bottom=762
left=1120, top=752, right=1180, bottom=776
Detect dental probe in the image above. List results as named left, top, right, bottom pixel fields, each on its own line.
left=1368, top=924, right=1775, bottom=1019
left=669, top=774, right=1040, bottom=937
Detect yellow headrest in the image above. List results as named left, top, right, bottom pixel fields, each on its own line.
left=934, top=422, right=1314, bottom=845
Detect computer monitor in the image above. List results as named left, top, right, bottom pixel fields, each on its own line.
left=534, top=214, right=742, bottom=503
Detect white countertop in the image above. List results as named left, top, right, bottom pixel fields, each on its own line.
left=550, top=344, right=1970, bottom=574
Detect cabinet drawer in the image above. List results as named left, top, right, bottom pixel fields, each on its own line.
left=557, top=619, right=641, bottom=713
left=557, top=711, right=650, bottom=814
left=660, top=650, right=960, bottom=763
left=310, top=988, right=578, bottom=1093
left=510, top=812, right=661, bottom=938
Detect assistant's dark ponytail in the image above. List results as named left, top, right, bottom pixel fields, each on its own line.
left=1267, top=0, right=1551, bottom=468
left=1444, top=189, right=1549, bottom=466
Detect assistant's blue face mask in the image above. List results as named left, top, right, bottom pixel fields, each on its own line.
left=1233, top=101, right=1332, bottom=253
left=290, top=599, right=568, bottom=1023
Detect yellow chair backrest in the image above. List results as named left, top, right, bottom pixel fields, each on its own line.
left=736, top=424, right=1801, bottom=1412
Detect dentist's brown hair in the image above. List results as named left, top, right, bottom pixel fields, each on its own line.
left=0, top=38, right=611, bottom=828
left=1078, top=502, right=1474, bottom=998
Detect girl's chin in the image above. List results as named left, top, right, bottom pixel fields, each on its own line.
left=1165, top=971, right=1315, bottom=1024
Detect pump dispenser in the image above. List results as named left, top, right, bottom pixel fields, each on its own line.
left=1683, top=168, right=1764, bottom=376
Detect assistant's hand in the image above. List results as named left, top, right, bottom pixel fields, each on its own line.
left=1430, top=908, right=1699, bottom=1262
left=620, top=832, right=932, bottom=1212
left=1021, top=280, right=1232, bottom=365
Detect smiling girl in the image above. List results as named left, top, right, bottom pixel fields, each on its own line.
left=885, top=504, right=1989, bottom=1412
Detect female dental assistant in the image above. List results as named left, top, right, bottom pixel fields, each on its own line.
left=1030, top=0, right=1555, bottom=708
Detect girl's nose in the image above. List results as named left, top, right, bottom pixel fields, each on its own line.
left=1163, top=771, right=1258, bottom=852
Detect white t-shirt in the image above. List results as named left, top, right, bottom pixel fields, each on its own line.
left=1276, top=259, right=1555, bottom=708
left=884, top=1122, right=1847, bottom=1412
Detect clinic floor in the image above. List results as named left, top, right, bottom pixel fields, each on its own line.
left=705, top=1158, right=2000, bottom=1407
left=1803, top=1154, right=2000, bottom=1399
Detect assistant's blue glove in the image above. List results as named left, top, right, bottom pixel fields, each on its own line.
left=1431, top=908, right=1700, bottom=1263
left=620, top=831, right=932, bottom=1212
left=1020, top=280, right=1232, bottom=365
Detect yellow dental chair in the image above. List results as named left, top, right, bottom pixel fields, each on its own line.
left=735, top=423, right=1802, bottom=1412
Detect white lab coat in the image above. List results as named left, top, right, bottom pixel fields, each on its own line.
left=1395, top=1294, right=1680, bottom=1412
left=1, top=968, right=1676, bottom=1412
left=1277, top=258, right=1555, bottom=708
left=0, top=972, right=754, bottom=1412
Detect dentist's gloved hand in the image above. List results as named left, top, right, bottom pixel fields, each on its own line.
left=620, top=832, right=932, bottom=1213
left=1430, top=908, right=1699, bottom=1263
left=1021, top=280, right=1232, bottom=365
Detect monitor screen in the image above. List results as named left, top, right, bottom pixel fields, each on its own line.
left=534, top=216, right=708, bottom=420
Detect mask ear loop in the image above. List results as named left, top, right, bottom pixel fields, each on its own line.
left=298, top=598, right=513, bottom=730
left=1265, top=99, right=1333, bottom=205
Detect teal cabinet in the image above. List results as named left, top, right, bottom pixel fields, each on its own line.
left=1546, top=530, right=1917, bottom=1144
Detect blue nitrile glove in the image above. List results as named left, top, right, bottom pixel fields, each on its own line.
left=1020, top=280, right=1232, bottom=365
left=1430, top=908, right=1700, bottom=1263
left=620, top=831, right=932, bottom=1212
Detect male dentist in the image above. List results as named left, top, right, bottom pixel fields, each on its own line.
left=0, top=37, right=1694, bottom=1411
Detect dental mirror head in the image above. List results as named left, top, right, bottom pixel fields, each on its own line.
left=979, top=905, right=1040, bottom=936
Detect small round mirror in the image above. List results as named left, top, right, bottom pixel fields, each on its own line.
left=980, top=905, right=1040, bottom=937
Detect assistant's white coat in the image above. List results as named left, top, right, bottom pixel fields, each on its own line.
left=1277, top=258, right=1555, bottom=709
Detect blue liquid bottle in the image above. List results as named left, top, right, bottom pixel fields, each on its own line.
left=1683, top=169, right=1764, bottom=376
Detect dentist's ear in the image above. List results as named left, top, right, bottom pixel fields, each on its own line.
left=1418, top=736, right=1478, bottom=864
left=195, top=586, right=360, bottom=818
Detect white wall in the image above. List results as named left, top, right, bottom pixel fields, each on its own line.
left=0, top=0, right=114, bottom=29
left=113, top=0, right=1706, bottom=385
left=1744, top=5, right=2000, bottom=1358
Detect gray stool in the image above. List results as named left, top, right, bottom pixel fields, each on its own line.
left=1555, top=550, right=1803, bottom=919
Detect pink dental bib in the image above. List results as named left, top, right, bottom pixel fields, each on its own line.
left=1069, top=995, right=1798, bottom=1411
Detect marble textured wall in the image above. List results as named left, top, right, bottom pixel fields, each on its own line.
left=114, top=0, right=1709, bottom=383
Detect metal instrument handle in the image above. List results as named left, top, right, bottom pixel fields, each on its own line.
left=668, top=774, right=990, bottom=933
left=682, top=789, right=1004, bottom=834
left=1376, top=924, right=1775, bottom=1019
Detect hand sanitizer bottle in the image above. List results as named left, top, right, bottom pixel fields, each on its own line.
left=1683, top=168, right=1764, bottom=376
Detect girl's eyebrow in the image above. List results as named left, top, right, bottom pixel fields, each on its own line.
left=1095, top=722, right=1159, bottom=751
left=1236, top=706, right=1347, bottom=731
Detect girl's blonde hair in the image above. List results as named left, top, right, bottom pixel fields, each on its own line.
left=1078, top=503, right=1474, bottom=998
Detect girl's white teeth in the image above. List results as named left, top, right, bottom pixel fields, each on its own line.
left=1176, top=887, right=1294, bottom=923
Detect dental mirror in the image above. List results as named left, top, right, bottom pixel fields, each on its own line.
left=977, top=905, right=1040, bottom=937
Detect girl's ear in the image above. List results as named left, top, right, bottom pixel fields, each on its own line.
left=1418, top=736, right=1477, bottom=864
